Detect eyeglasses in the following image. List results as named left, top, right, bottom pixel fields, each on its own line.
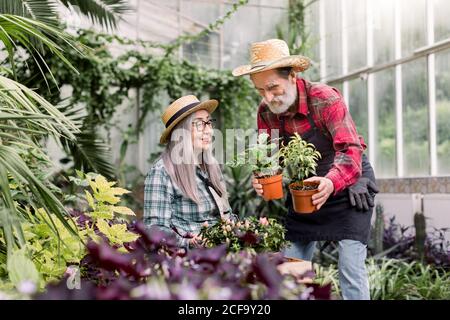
left=192, top=118, right=217, bottom=131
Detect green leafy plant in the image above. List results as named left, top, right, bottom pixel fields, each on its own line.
left=73, top=172, right=139, bottom=252
left=0, top=0, right=130, bottom=30
left=278, top=132, right=321, bottom=189
left=314, top=258, right=450, bottom=300
left=199, top=216, right=288, bottom=253
left=0, top=172, right=138, bottom=294
left=227, top=133, right=281, bottom=178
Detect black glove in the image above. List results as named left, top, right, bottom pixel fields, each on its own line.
left=348, top=177, right=379, bottom=211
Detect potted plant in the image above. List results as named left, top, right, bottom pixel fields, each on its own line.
left=227, top=132, right=284, bottom=201
left=278, top=133, right=321, bottom=214
left=199, top=216, right=288, bottom=253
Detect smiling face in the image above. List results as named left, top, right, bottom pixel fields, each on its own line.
left=250, top=69, right=298, bottom=114
left=191, top=109, right=213, bottom=151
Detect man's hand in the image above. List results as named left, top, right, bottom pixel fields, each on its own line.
left=304, top=176, right=334, bottom=210
left=252, top=178, right=264, bottom=197
left=348, top=177, right=379, bottom=211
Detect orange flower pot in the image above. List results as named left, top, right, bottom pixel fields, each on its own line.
left=257, top=174, right=284, bottom=201
left=289, top=181, right=320, bottom=214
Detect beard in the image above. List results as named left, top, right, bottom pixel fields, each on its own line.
left=264, top=84, right=298, bottom=115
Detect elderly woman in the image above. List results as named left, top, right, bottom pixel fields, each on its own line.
left=144, top=95, right=232, bottom=249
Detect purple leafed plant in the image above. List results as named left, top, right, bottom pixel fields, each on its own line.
left=36, top=221, right=330, bottom=300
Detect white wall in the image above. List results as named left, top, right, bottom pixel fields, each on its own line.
left=375, top=193, right=450, bottom=240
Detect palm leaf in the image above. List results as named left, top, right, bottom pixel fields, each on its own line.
left=0, top=75, right=79, bottom=140
left=61, top=131, right=116, bottom=180
left=0, top=145, right=78, bottom=251
left=0, top=0, right=59, bottom=27
left=0, top=14, right=85, bottom=85
left=59, top=0, right=130, bottom=30
left=55, top=101, right=116, bottom=179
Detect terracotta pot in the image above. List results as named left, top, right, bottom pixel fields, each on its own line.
left=257, top=174, right=284, bottom=201
left=289, top=181, right=319, bottom=214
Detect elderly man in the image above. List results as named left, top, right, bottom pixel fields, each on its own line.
left=232, top=39, right=379, bottom=300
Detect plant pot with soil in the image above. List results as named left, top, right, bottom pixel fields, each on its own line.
left=227, top=133, right=284, bottom=201
left=278, top=133, right=321, bottom=214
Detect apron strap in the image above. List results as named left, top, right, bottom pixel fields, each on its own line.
left=198, top=173, right=231, bottom=218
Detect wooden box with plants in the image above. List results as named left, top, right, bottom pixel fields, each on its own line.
left=227, top=132, right=284, bottom=201
left=279, top=133, right=322, bottom=214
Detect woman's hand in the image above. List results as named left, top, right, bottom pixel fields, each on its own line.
left=189, top=234, right=204, bottom=248
left=304, top=176, right=334, bottom=210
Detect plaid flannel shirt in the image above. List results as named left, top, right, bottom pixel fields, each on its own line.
left=257, top=78, right=366, bottom=195
left=143, top=158, right=224, bottom=248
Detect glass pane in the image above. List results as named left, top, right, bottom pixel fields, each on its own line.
left=434, top=0, right=450, bottom=42
left=183, top=33, right=220, bottom=68
left=402, top=58, right=429, bottom=176
left=222, top=1, right=288, bottom=70
left=401, top=0, right=427, bottom=57
left=372, top=0, right=395, bottom=64
left=436, top=49, right=450, bottom=175
left=374, top=68, right=396, bottom=178
left=348, top=78, right=368, bottom=151
left=347, top=0, right=366, bottom=71
left=303, top=0, right=320, bottom=81
left=325, top=0, right=342, bottom=79
left=330, top=82, right=344, bottom=94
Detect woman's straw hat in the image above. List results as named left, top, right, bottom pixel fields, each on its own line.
left=232, top=39, right=310, bottom=77
left=160, top=95, right=218, bottom=144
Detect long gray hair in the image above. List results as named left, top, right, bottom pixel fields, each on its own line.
left=161, top=113, right=227, bottom=204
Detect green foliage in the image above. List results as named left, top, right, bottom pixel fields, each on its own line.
left=276, top=0, right=319, bottom=80
left=227, top=133, right=281, bottom=178
left=0, top=0, right=130, bottom=30
left=314, top=258, right=450, bottom=300
left=199, top=216, right=288, bottom=254
left=7, top=248, right=40, bottom=288
left=276, top=0, right=317, bottom=56
left=0, top=14, right=84, bottom=84
left=0, top=172, right=138, bottom=292
left=21, top=208, right=84, bottom=284
left=8, top=29, right=260, bottom=179
left=278, top=132, right=321, bottom=183
left=313, top=263, right=340, bottom=298
left=74, top=172, right=138, bottom=252
left=58, top=0, right=129, bottom=30
left=224, top=165, right=259, bottom=218
left=367, top=259, right=450, bottom=300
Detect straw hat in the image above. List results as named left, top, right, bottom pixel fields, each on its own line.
left=160, top=95, right=218, bottom=144
left=232, top=39, right=310, bottom=77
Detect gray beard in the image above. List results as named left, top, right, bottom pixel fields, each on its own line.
left=267, top=102, right=291, bottom=114
left=264, top=88, right=297, bottom=114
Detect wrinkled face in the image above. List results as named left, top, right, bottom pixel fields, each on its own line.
left=250, top=69, right=298, bottom=114
left=191, top=109, right=214, bottom=151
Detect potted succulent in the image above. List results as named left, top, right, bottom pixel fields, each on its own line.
left=278, top=133, right=321, bottom=214
left=227, top=132, right=283, bottom=201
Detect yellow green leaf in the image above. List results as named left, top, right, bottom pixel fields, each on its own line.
left=112, top=206, right=135, bottom=216
left=111, top=187, right=130, bottom=196
left=85, top=190, right=95, bottom=208
left=96, top=219, right=111, bottom=236
left=93, top=192, right=120, bottom=205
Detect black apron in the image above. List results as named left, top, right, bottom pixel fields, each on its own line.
left=281, top=106, right=376, bottom=245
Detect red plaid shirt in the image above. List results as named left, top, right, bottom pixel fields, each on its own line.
left=257, top=78, right=366, bottom=195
